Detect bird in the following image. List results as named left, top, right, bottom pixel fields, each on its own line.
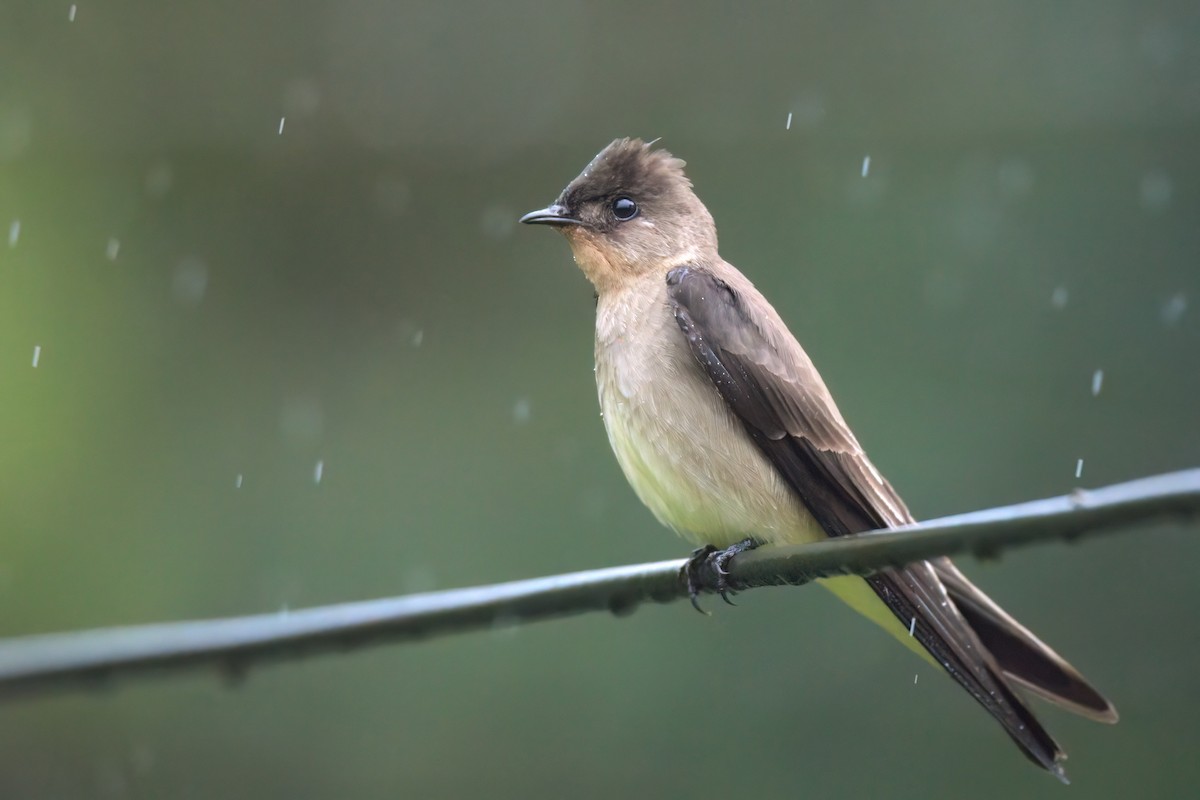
left=519, top=138, right=1118, bottom=779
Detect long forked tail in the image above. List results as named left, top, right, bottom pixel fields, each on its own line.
left=933, top=558, right=1118, bottom=724
left=820, top=557, right=1115, bottom=783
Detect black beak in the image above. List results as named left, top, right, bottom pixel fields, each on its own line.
left=519, top=204, right=582, bottom=227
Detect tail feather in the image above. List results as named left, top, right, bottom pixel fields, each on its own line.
left=934, top=559, right=1118, bottom=724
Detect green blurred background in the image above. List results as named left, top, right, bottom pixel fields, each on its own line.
left=1, top=2, right=1198, bottom=797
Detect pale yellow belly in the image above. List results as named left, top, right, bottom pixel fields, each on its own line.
left=596, top=318, right=822, bottom=548
left=599, top=360, right=933, bottom=663
left=592, top=282, right=932, bottom=666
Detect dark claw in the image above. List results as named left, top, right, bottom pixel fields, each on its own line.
left=681, top=539, right=759, bottom=613
left=684, top=545, right=717, bottom=614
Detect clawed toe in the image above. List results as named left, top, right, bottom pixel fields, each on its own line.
left=684, top=545, right=717, bottom=614
left=681, top=538, right=759, bottom=613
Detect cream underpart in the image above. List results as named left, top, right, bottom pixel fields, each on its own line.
left=595, top=273, right=822, bottom=547
left=593, top=271, right=937, bottom=667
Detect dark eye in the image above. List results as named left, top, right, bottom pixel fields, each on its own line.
left=612, top=196, right=638, bottom=221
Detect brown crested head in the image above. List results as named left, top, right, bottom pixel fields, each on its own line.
left=520, top=138, right=717, bottom=292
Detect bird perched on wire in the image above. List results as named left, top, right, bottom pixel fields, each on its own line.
left=520, top=138, right=1116, bottom=781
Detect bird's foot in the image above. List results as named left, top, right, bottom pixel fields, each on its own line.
left=683, top=538, right=759, bottom=613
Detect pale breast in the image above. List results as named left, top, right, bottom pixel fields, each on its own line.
left=593, top=276, right=822, bottom=548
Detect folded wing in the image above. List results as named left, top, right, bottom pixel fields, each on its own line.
left=666, top=264, right=1114, bottom=777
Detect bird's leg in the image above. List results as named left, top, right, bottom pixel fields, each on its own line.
left=683, top=538, right=760, bottom=613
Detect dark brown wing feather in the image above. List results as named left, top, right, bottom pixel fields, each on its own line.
left=665, top=264, right=1110, bottom=777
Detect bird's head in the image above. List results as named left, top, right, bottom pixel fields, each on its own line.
left=520, top=138, right=717, bottom=293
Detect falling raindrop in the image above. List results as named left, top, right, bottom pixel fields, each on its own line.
left=1051, top=286, right=1069, bottom=309
left=106, top=237, right=120, bottom=260
left=1091, top=370, right=1103, bottom=397
left=314, top=459, right=324, bottom=484
left=396, top=318, right=424, bottom=348
left=1075, top=459, right=1083, bottom=479
left=787, top=89, right=826, bottom=131
left=8, top=219, right=19, bottom=247
left=861, top=155, right=870, bottom=177
left=513, top=397, right=532, bottom=424
left=1161, top=293, right=1187, bottom=325
left=32, top=345, right=41, bottom=368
